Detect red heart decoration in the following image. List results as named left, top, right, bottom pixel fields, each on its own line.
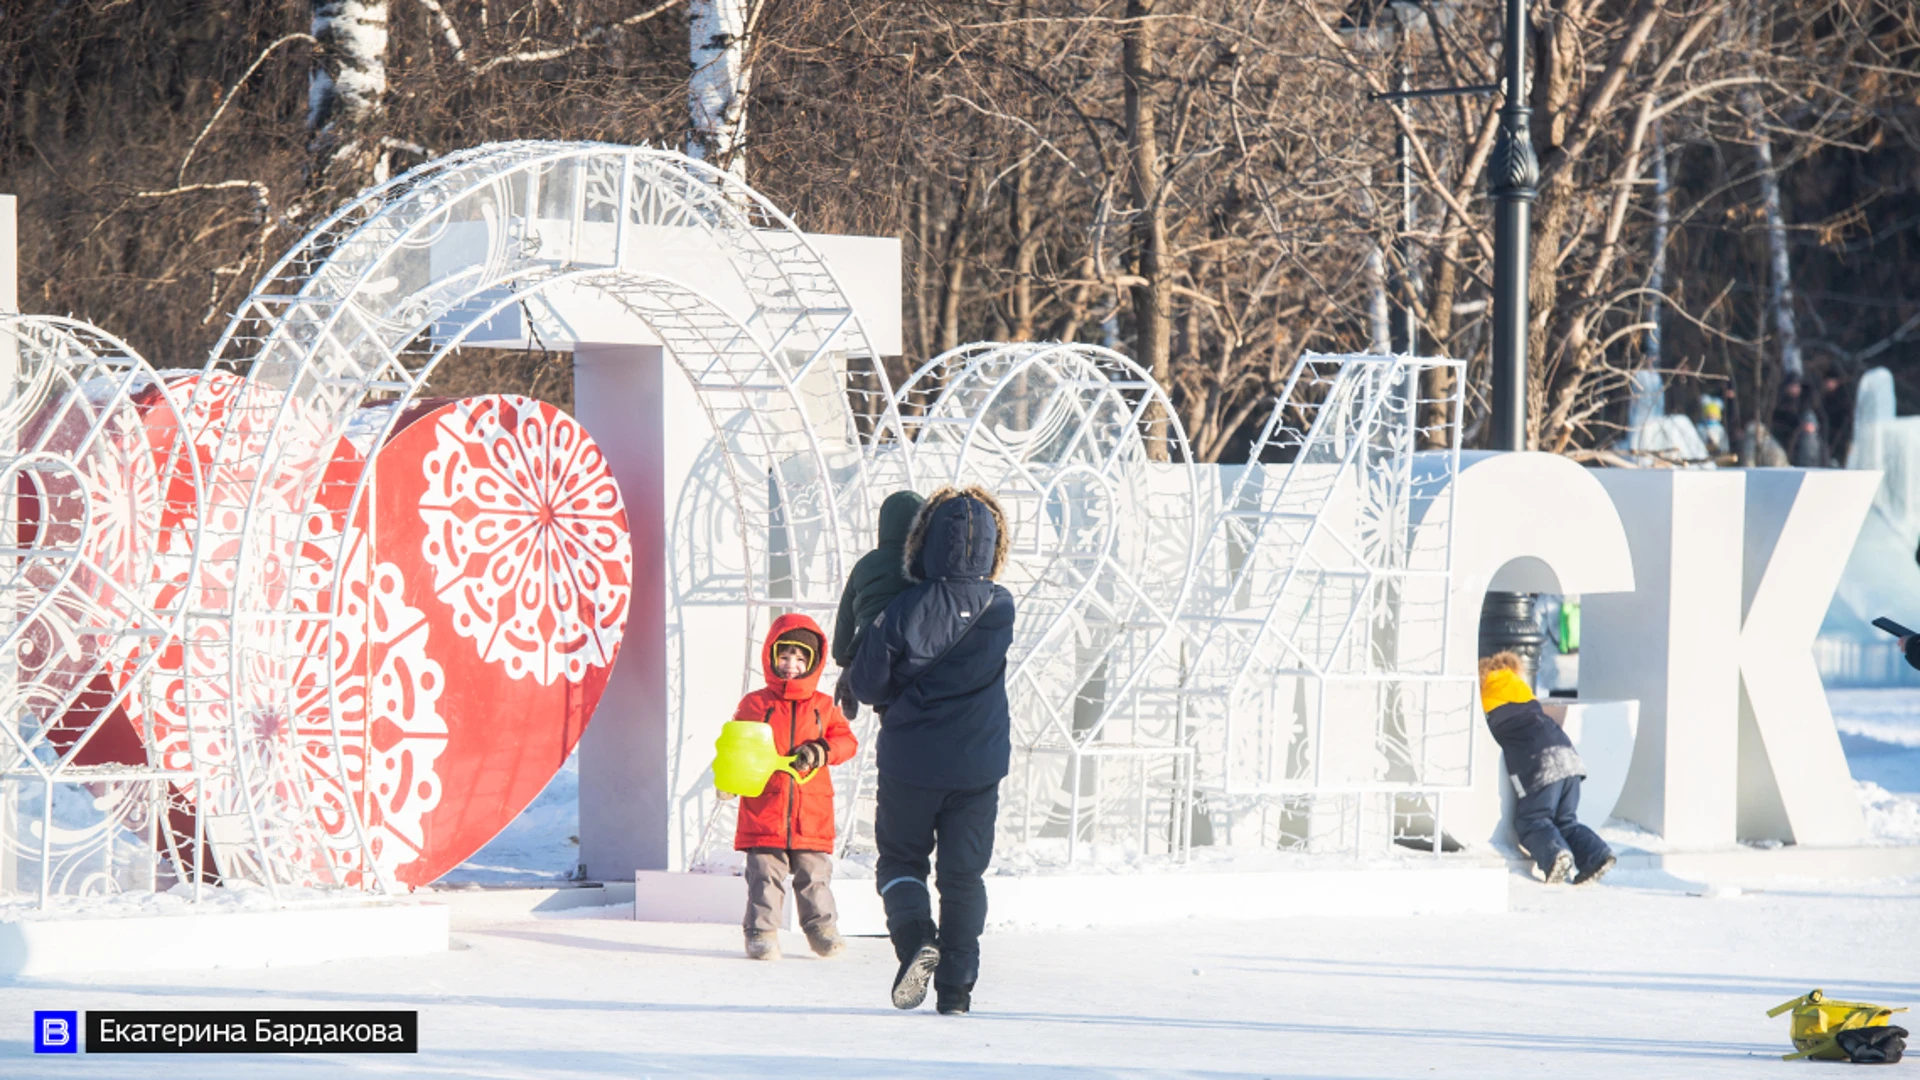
left=83, top=384, right=630, bottom=891
left=368, top=395, right=630, bottom=887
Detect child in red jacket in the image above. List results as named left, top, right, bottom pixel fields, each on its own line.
left=731, top=614, right=858, bottom=961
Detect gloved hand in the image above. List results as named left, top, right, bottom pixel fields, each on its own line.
left=791, top=740, right=830, bottom=774
left=833, top=679, right=861, bottom=722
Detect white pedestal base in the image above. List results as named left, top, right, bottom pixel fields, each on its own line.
left=0, top=901, right=447, bottom=978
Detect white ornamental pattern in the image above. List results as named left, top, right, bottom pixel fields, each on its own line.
left=417, top=396, right=632, bottom=685
left=123, top=374, right=450, bottom=888
left=294, top=530, right=450, bottom=887
left=20, top=381, right=170, bottom=738
left=126, top=374, right=325, bottom=789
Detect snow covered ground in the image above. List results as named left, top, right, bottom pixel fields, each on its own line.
left=1830, top=688, right=1920, bottom=795
left=2, top=693, right=1918, bottom=1075
left=3, top=873, right=1916, bottom=1077
left=442, top=755, right=583, bottom=885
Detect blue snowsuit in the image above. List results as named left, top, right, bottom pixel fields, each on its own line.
left=1486, top=696, right=1612, bottom=878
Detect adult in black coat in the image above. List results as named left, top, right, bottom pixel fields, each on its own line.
left=845, top=485, right=1015, bottom=1016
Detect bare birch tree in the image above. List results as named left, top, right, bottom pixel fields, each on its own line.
left=688, top=0, right=756, bottom=180
left=310, top=0, right=390, bottom=180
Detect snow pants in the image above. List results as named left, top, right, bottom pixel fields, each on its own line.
left=874, top=775, right=999, bottom=990
left=1513, top=777, right=1612, bottom=877
left=743, top=849, right=837, bottom=935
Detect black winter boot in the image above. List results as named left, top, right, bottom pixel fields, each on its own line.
left=936, top=982, right=973, bottom=1016
left=1573, top=854, right=1616, bottom=886
left=891, top=943, right=941, bottom=1009
left=1543, top=850, right=1574, bottom=884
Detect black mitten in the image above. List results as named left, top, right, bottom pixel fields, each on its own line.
left=1835, top=1025, right=1907, bottom=1064
left=834, top=680, right=861, bottom=722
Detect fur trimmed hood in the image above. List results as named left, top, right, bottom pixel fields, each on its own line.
left=902, top=485, right=1010, bottom=583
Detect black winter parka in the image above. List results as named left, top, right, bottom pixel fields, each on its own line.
left=845, top=487, right=1015, bottom=791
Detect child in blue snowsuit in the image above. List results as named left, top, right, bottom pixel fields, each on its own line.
left=1479, top=651, right=1615, bottom=885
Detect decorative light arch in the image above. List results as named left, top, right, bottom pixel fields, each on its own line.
left=0, top=159, right=1478, bottom=904
left=188, top=142, right=911, bottom=894
left=885, top=342, right=1202, bottom=860
left=0, top=315, right=205, bottom=905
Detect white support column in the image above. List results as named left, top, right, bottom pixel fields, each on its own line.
left=1583, top=471, right=1746, bottom=847
left=574, top=344, right=671, bottom=877
left=573, top=342, right=757, bottom=878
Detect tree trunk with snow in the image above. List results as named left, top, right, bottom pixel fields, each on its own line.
left=309, top=0, right=389, bottom=178
left=688, top=0, right=753, bottom=183
left=1742, top=9, right=1802, bottom=383
left=1365, top=245, right=1391, bottom=354
left=1754, top=127, right=1803, bottom=380
left=1123, top=0, right=1171, bottom=461
left=1646, top=118, right=1671, bottom=368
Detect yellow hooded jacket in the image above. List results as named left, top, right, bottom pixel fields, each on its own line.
left=1479, top=667, right=1535, bottom=713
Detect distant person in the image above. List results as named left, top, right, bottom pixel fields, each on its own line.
left=1741, top=419, right=1791, bottom=467
left=1790, top=408, right=1828, bottom=468
left=1821, top=371, right=1852, bottom=463
left=1479, top=652, right=1615, bottom=885
left=831, top=490, right=927, bottom=717
left=845, top=486, right=1015, bottom=1017
left=726, top=615, right=857, bottom=961
left=1697, top=394, right=1728, bottom=457
left=1772, top=372, right=1807, bottom=455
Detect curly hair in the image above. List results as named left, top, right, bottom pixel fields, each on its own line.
left=1477, top=650, right=1524, bottom=679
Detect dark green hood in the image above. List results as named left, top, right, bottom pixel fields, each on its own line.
left=832, top=489, right=930, bottom=665
left=877, top=490, right=925, bottom=549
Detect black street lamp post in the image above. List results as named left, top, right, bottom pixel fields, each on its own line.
left=1488, top=0, right=1538, bottom=453
left=1483, top=0, right=1544, bottom=683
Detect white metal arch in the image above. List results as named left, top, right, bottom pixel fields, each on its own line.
left=888, top=342, right=1201, bottom=860
left=0, top=315, right=206, bottom=906
left=1174, top=353, right=1472, bottom=853
left=190, top=142, right=910, bottom=894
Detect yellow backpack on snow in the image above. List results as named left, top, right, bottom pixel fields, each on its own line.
left=1768, top=989, right=1908, bottom=1061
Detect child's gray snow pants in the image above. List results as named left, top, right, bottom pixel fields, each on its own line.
left=743, top=849, right=838, bottom=935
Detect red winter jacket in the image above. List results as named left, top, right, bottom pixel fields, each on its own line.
left=732, top=613, right=858, bottom=853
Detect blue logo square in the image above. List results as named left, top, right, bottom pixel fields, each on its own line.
left=33, top=1011, right=78, bottom=1053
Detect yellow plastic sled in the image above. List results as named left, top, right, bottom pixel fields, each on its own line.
left=1768, top=989, right=1909, bottom=1061
left=711, top=720, right=821, bottom=798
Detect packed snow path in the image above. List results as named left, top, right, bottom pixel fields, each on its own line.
left=4, top=873, right=1916, bottom=1077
